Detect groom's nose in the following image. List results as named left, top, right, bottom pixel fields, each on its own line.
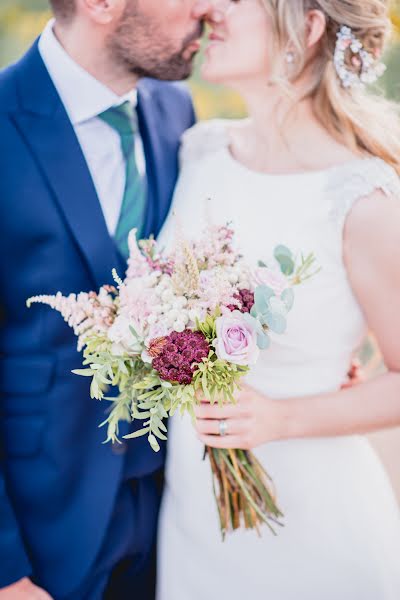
left=192, top=0, right=224, bottom=23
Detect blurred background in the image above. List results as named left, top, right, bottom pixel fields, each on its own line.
left=0, top=0, right=399, bottom=497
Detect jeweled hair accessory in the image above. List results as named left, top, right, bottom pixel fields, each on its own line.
left=334, top=25, right=386, bottom=89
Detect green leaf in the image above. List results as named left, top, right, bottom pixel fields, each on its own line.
left=124, top=427, right=150, bottom=439
left=138, top=401, right=157, bottom=410
left=274, top=245, right=295, bottom=275
left=132, top=411, right=151, bottom=420
left=129, top=325, right=140, bottom=339
left=257, top=332, right=270, bottom=349
left=152, top=415, right=167, bottom=432
left=262, top=311, right=287, bottom=334
left=254, top=285, right=275, bottom=315
left=281, top=287, right=295, bottom=311
left=151, top=425, right=168, bottom=441
left=148, top=434, right=160, bottom=452
left=72, top=368, right=95, bottom=377
left=158, top=404, right=168, bottom=419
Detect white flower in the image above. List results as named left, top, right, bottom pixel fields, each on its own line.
left=173, top=320, right=186, bottom=333
left=108, top=315, right=143, bottom=355
left=161, top=289, right=174, bottom=302
left=174, top=296, right=188, bottom=308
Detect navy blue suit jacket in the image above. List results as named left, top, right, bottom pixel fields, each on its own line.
left=0, top=41, right=195, bottom=595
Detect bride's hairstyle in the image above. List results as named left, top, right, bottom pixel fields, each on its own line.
left=262, top=0, right=400, bottom=174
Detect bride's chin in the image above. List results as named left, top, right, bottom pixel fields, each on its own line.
left=200, top=60, right=226, bottom=85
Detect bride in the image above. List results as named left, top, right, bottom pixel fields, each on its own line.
left=157, top=0, right=400, bottom=598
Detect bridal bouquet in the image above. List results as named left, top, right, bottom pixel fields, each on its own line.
left=28, top=223, right=318, bottom=537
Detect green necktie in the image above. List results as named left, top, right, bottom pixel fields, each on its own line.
left=98, top=101, right=146, bottom=260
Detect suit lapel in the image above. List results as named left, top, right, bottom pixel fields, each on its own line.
left=13, top=42, right=120, bottom=289
left=137, top=85, right=161, bottom=239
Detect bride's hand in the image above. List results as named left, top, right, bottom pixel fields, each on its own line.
left=194, top=384, right=284, bottom=449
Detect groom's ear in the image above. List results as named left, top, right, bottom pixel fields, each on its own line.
left=77, top=0, right=126, bottom=24
left=305, top=9, right=326, bottom=50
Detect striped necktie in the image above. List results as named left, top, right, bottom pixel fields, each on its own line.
left=98, top=101, right=146, bottom=260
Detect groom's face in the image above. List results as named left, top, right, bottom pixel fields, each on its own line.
left=107, top=0, right=208, bottom=80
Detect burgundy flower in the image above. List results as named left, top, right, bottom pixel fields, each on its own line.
left=151, top=329, right=210, bottom=384
left=227, top=289, right=255, bottom=314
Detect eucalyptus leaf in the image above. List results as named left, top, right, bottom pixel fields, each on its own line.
left=269, top=296, right=288, bottom=317
left=281, top=287, right=295, bottom=311
left=274, top=245, right=295, bottom=275
left=263, top=311, right=287, bottom=334
left=257, top=332, right=271, bottom=350
left=254, top=285, right=275, bottom=314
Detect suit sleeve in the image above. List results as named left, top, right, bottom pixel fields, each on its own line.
left=0, top=467, right=32, bottom=588
left=0, top=308, right=32, bottom=587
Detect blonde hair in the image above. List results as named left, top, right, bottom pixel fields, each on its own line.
left=262, top=0, right=400, bottom=175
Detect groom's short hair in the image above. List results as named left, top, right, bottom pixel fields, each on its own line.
left=49, top=0, right=75, bottom=21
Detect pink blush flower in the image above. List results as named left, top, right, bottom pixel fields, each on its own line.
left=215, top=312, right=259, bottom=366
left=253, top=267, right=288, bottom=297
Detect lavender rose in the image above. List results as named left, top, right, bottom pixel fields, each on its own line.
left=214, top=311, right=260, bottom=366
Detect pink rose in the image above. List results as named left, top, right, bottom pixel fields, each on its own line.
left=214, top=312, right=259, bottom=366
left=253, top=267, right=288, bottom=297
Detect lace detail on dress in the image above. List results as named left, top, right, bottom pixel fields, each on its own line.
left=179, top=119, right=229, bottom=166
left=328, top=157, right=400, bottom=228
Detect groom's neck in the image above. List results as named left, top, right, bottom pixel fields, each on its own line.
left=53, top=20, right=139, bottom=96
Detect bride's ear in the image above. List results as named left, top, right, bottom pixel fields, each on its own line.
left=305, top=9, right=327, bottom=49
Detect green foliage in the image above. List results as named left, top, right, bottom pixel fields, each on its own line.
left=251, top=285, right=287, bottom=336
left=71, top=314, right=249, bottom=451
left=195, top=311, right=219, bottom=341
left=193, top=350, right=249, bottom=405
left=291, top=252, right=321, bottom=285
left=274, top=245, right=295, bottom=276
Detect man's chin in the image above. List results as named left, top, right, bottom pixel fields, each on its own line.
left=131, top=59, right=195, bottom=82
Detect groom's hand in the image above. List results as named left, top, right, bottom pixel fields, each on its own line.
left=0, top=577, right=53, bottom=599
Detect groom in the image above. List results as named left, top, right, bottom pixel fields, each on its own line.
left=0, top=1, right=218, bottom=598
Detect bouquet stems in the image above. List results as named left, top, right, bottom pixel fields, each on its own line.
left=206, top=446, right=283, bottom=538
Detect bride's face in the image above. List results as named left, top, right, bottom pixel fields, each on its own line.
left=202, top=0, right=272, bottom=86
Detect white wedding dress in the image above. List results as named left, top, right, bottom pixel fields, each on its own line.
left=156, top=120, right=400, bottom=600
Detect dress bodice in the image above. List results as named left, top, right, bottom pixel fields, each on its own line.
left=158, top=119, right=400, bottom=398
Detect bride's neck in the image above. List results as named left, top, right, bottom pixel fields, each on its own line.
left=228, top=83, right=317, bottom=172
left=229, top=81, right=353, bottom=173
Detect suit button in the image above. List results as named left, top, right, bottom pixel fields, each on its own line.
left=112, top=441, right=128, bottom=456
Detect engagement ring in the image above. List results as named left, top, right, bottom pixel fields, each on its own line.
left=219, top=420, right=228, bottom=437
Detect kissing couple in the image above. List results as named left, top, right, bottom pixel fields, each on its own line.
left=1, top=0, right=400, bottom=599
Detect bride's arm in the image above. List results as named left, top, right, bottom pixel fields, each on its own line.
left=194, top=189, right=400, bottom=449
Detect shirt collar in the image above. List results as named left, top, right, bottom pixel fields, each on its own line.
left=38, top=19, right=138, bottom=125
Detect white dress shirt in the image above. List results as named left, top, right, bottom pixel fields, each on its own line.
left=38, top=20, right=146, bottom=236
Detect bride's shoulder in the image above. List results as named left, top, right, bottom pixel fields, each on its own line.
left=179, top=118, right=233, bottom=165
left=327, top=157, right=400, bottom=228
